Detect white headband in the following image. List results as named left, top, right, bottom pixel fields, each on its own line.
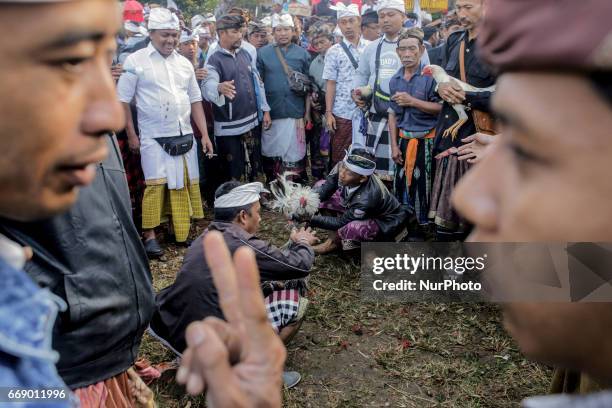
left=376, top=0, right=405, bottom=14
left=272, top=13, right=294, bottom=28
left=342, top=150, right=376, bottom=176
left=343, top=160, right=376, bottom=176
left=148, top=8, right=180, bottom=31
left=180, top=30, right=198, bottom=44
left=214, top=182, right=270, bottom=209
left=331, top=3, right=360, bottom=19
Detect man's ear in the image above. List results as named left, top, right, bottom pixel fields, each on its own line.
left=235, top=209, right=246, bottom=225
left=360, top=175, right=368, bottom=184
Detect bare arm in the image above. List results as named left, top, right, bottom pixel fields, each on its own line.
left=388, top=111, right=402, bottom=164
left=325, top=80, right=337, bottom=131
left=191, top=102, right=214, bottom=155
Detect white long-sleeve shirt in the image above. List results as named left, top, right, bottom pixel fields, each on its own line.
left=117, top=43, right=203, bottom=139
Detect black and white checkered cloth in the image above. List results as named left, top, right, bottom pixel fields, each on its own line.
left=265, top=288, right=300, bottom=332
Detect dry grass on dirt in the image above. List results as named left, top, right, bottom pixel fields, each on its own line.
left=140, top=210, right=551, bottom=408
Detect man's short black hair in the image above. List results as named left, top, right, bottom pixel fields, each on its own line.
left=213, top=181, right=255, bottom=222
left=216, top=14, right=244, bottom=33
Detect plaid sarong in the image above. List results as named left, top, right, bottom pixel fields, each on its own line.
left=265, top=289, right=301, bottom=333
left=365, top=113, right=394, bottom=181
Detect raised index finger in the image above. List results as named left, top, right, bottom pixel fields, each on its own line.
left=203, top=231, right=244, bottom=325
left=233, top=246, right=278, bottom=349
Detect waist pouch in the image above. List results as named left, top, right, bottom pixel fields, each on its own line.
left=154, top=133, right=194, bottom=156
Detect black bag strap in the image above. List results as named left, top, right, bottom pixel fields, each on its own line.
left=273, top=45, right=292, bottom=78
left=339, top=41, right=359, bottom=70
left=373, top=38, right=391, bottom=99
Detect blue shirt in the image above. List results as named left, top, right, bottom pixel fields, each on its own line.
left=257, top=43, right=311, bottom=120
left=0, top=256, right=75, bottom=407
left=388, top=66, right=440, bottom=132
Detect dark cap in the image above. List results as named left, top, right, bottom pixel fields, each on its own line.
left=479, top=0, right=612, bottom=73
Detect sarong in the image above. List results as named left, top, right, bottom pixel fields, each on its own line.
left=394, top=129, right=435, bottom=225
left=117, top=137, right=146, bottom=229
left=262, top=118, right=308, bottom=183
left=330, top=116, right=353, bottom=169
left=307, top=121, right=327, bottom=180
left=141, top=158, right=204, bottom=242
left=74, top=369, right=154, bottom=408
left=317, top=185, right=382, bottom=250
left=365, top=113, right=394, bottom=181
left=264, top=288, right=307, bottom=333
left=428, top=153, right=470, bottom=233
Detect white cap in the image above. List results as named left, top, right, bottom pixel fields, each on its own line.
left=124, top=21, right=142, bottom=33
left=331, top=3, right=360, bottom=19
left=148, top=7, right=180, bottom=31
left=180, top=30, right=198, bottom=44
left=261, top=16, right=272, bottom=27
left=203, top=13, right=216, bottom=23
left=195, top=26, right=211, bottom=38
left=272, top=13, right=294, bottom=28
left=191, top=14, right=205, bottom=29
left=376, top=0, right=405, bottom=14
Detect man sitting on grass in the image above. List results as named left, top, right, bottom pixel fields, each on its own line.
left=150, top=181, right=319, bottom=386
left=303, top=148, right=408, bottom=254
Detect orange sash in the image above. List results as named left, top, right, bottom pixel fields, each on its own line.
left=399, top=129, right=435, bottom=187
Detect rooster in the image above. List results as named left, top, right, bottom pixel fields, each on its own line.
left=422, top=65, right=496, bottom=139
left=269, top=172, right=320, bottom=220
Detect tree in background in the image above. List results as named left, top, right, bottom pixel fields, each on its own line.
left=173, top=0, right=263, bottom=19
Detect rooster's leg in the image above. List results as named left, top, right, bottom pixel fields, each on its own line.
left=443, top=104, right=469, bottom=140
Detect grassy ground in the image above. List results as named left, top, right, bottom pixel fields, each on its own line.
left=140, top=209, right=551, bottom=407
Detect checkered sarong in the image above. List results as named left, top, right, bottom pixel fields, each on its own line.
left=365, top=113, right=394, bottom=181
left=265, top=289, right=300, bottom=333
left=141, top=158, right=204, bottom=242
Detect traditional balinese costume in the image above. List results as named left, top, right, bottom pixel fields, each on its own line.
left=388, top=64, right=440, bottom=225
left=352, top=0, right=430, bottom=182
left=257, top=14, right=312, bottom=183
left=150, top=182, right=315, bottom=352
left=310, top=152, right=408, bottom=250
left=117, top=8, right=204, bottom=243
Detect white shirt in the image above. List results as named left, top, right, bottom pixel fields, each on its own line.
left=117, top=43, right=203, bottom=139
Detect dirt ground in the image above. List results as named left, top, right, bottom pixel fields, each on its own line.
left=141, top=209, right=551, bottom=407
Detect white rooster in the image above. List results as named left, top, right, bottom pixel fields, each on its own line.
left=422, top=64, right=496, bottom=139
left=269, top=172, right=320, bottom=220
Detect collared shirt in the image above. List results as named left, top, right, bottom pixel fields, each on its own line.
left=388, top=66, right=440, bottom=132
left=117, top=43, right=202, bottom=139
left=323, top=37, right=370, bottom=120
left=257, top=43, right=312, bottom=120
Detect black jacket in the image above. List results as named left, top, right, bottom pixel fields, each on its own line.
left=310, top=169, right=408, bottom=237
left=0, top=135, right=155, bottom=389
left=151, top=221, right=314, bottom=352
left=433, top=30, right=497, bottom=154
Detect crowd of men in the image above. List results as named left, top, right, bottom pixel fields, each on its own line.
left=1, top=0, right=611, bottom=407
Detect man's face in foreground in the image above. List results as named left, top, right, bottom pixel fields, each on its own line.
left=0, top=0, right=124, bottom=221
left=453, top=72, right=612, bottom=380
